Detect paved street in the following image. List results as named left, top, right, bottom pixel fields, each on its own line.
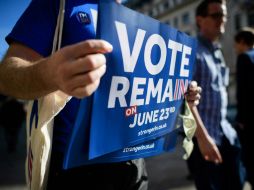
left=0, top=126, right=26, bottom=190
left=146, top=137, right=251, bottom=190
left=0, top=126, right=251, bottom=190
left=0, top=126, right=196, bottom=190
left=146, top=142, right=196, bottom=190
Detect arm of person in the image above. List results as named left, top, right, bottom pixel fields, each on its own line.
left=0, top=40, right=113, bottom=100
left=185, top=81, right=222, bottom=164
left=190, top=106, right=223, bottom=164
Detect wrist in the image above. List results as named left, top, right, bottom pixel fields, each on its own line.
left=195, top=125, right=208, bottom=140
left=35, top=58, right=57, bottom=96
left=23, top=58, right=58, bottom=99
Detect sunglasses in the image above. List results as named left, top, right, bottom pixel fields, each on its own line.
left=206, top=12, right=227, bottom=20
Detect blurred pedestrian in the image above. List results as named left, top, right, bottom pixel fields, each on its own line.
left=0, top=95, right=25, bottom=153
left=186, top=0, right=246, bottom=189
left=0, top=95, right=26, bottom=153
left=234, top=27, right=254, bottom=189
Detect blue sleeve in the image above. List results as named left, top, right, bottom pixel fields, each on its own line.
left=6, top=0, right=59, bottom=57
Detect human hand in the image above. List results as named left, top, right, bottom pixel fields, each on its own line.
left=185, top=81, right=202, bottom=107
left=45, top=40, right=113, bottom=98
left=196, top=133, right=223, bottom=164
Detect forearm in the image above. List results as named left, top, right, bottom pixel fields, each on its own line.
left=190, top=106, right=222, bottom=163
left=0, top=40, right=113, bottom=99
left=190, top=106, right=209, bottom=139
left=0, top=57, right=55, bottom=100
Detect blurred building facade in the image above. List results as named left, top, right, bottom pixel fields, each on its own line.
left=126, top=0, right=254, bottom=105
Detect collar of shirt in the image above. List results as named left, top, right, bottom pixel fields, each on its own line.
left=197, top=34, right=221, bottom=52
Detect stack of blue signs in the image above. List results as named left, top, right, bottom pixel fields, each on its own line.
left=63, top=0, right=197, bottom=169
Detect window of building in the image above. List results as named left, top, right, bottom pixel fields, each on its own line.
left=234, top=14, right=241, bottom=30
left=182, top=12, right=190, bottom=25
left=174, top=17, right=179, bottom=28
left=248, top=12, right=254, bottom=27
left=169, top=1, right=174, bottom=8
left=173, top=0, right=178, bottom=7
left=164, top=1, right=169, bottom=9
left=152, top=7, right=158, bottom=17
left=158, top=4, right=164, bottom=13
left=149, top=10, right=153, bottom=16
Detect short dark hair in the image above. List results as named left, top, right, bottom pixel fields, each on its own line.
left=196, top=0, right=224, bottom=17
left=235, top=28, right=254, bottom=47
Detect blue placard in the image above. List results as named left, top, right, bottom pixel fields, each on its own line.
left=63, top=91, right=180, bottom=169
left=63, top=1, right=197, bottom=169
left=88, top=1, right=197, bottom=159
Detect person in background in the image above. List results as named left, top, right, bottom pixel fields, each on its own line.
left=234, top=27, right=254, bottom=189
left=0, top=0, right=202, bottom=189
left=186, top=0, right=246, bottom=189
left=0, top=95, right=26, bottom=153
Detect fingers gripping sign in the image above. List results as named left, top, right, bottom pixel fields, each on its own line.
left=185, top=81, right=202, bottom=107
left=46, top=40, right=113, bottom=98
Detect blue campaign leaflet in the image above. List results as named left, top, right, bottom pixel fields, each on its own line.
left=63, top=91, right=179, bottom=169
left=64, top=123, right=178, bottom=169
left=88, top=1, right=197, bottom=159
